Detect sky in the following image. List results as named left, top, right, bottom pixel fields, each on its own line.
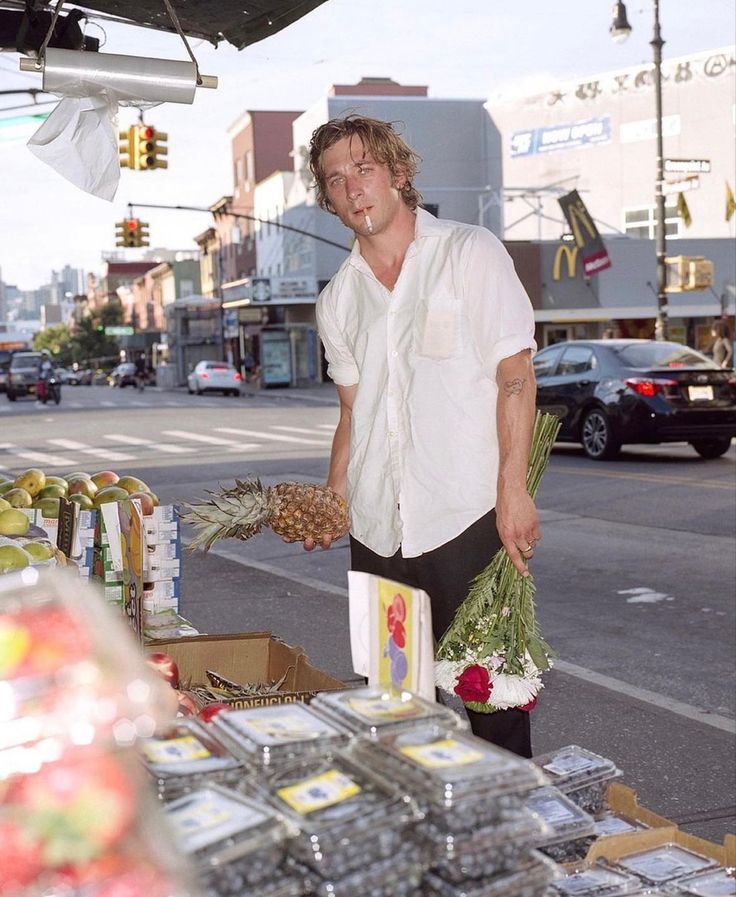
left=0, top=0, right=734, bottom=292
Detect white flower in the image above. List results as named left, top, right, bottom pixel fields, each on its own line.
left=434, top=659, right=465, bottom=692
left=488, top=672, right=542, bottom=710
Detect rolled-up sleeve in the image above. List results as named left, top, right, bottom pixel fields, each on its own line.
left=463, top=229, right=536, bottom=378
left=316, top=289, right=360, bottom=386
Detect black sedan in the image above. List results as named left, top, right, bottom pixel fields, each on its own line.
left=533, top=339, right=736, bottom=460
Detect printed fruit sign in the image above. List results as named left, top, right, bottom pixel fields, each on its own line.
left=378, top=581, right=414, bottom=691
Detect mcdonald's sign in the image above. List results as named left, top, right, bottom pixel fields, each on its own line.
left=553, top=244, right=579, bottom=281
left=558, top=189, right=612, bottom=277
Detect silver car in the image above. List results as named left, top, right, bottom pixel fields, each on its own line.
left=187, top=360, right=242, bottom=396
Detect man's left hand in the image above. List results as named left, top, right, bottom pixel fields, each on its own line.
left=496, top=489, right=541, bottom=577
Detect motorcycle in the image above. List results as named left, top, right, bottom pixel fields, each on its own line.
left=38, top=375, right=61, bottom=405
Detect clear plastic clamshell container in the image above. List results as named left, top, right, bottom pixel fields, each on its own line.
left=666, top=869, right=736, bottom=897
left=255, top=746, right=420, bottom=880
left=353, top=722, right=546, bottom=829
left=422, top=848, right=561, bottom=897
left=311, top=685, right=467, bottom=737
left=613, top=845, right=717, bottom=884
left=424, top=807, right=552, bottom=883
left=140, top=719, right=245, bottom=799
left=594, top=812, right=648, bottom=837
left=534, top=745, right=622, bottom=814
left=551, top=863, right=644, bottom=897
left=298, top=841, right=426, bottom=896
left=164, top=784, right=297, bottom=896
left=211, top=701, right=351, bottom=766
left=525, top=786, right=596, bottom=864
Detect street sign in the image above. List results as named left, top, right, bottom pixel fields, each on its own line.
left=105, top=326, right=134, bottom=336
left=662, top=175, right=700, bottom=196
left=664, top=158, right=711, bottom=174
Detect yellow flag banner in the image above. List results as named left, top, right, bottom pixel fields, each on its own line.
left=726, top=181, right=736, bottom=222
left=677, top=192, right=692, bottom=228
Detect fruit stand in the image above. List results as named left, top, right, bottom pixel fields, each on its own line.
left=1, top=467, right=734, bottom=897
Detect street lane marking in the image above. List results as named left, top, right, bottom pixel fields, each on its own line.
left=215, top=427, right=332, bottom=447
left=46, top=438, right=134, bottom=462
left=105, top=434, right=206, bottom=455
left=550, top=467, right=733, bottom=491
left=162, top=429, right=242, bottom=447
left=203, top=545, right=735, bottom=734
left=0, top=445, right=76, bottom=467
left=273, top=425, right=335, bottom=436
left=100, top=401, right=115, bottom=407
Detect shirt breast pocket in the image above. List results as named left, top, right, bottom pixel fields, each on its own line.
left=415, top=297, right=463, bottom=361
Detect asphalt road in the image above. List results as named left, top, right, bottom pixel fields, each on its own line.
left=2, top=383, right=734, bottom=841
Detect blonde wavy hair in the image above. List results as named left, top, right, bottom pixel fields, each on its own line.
left=309, top=115, right=422, bottom=213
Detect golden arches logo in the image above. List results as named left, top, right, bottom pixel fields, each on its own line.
left=552, top=244, right=579, bottom=281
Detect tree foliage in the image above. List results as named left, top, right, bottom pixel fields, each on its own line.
left=33, top=324, right=73, bottom=365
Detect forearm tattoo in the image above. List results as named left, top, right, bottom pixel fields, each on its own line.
left=503, top=377, right=526, bottom=397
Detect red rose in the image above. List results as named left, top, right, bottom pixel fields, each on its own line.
left=454, top=664, right=492, bottom=703
left=519, top=697, right=537, bottom=712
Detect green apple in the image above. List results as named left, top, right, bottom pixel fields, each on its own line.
left=3, top=488, right=33, bottom=509
left=94, top=486, right=130, bottom=506
left=68, top=493, right=94, bottom=510
left=0, top=509, right=30, bottom=536
left=0, top=543, right=31, bottom=573
left=23, top=541, right=54, bottom=563
left=14, top=468, right=46, bottom=498
left=33, top=498, right=60, bottom=519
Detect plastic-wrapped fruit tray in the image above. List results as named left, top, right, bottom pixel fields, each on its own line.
left=165, top=784, right=293, bottom=888
left=140, top=719, right=244, bottom=799
left=312, top=685, right=466, bottom=737
left=424, top=809, right=551, bottom=883
left=533, top=745, right=622, bottom=814
left=525, top=787, right=596, bottom=864
left=593, top=813, right=648, bottom=837
left=352, top=723, right=546, bottom=829
left=613, top=844, right=717, bottom=885
left=551, top=863, right=644, bottom=897
left=664, top=868, right=736, bottom=897
left=211, top=702, right=350, bottom=766
left=421, top=849, right=560, bottom=897
left=254, top=746, right=420, bottom=880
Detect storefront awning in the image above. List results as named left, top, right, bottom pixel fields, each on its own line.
left=535, top=300, right=725, bottom=323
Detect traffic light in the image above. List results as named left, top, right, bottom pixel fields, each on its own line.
left=131, top=124, right=168, bottom=170
left=119, top=126, right=134, bottom=168
left=115, top=218, right=150, bottom=248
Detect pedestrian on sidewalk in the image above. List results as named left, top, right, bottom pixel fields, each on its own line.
left=134, top=352, right=147, bottom=392
left=302, top=115, right=540, bottom=757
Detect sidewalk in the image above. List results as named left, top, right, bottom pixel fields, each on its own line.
left=163, top=380, right=340, bottom=405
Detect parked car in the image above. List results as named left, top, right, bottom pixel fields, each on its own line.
left=109, top=362, right=138, bottom=388
left=67, top=364, right=94, bottom=385
left=54, top=367, right=72, bottom=384
left=534, top=339, right=736, bottom=460
left=187, top=360, right=242, bottom=396
left=6, top=351, right=43, bottom=401
left=0, top=351, right=10, bottom=393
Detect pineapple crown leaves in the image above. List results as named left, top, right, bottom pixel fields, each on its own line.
left=181, top=477, right=270, bottom=552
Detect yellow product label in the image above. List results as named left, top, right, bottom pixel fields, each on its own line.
left=400, top=738, right=484, bottom=769
left=277, top=769, right=361, bottom=815
left=142, top=735, right=211, bottom=765
left=348, top=696, right=422, bottom=721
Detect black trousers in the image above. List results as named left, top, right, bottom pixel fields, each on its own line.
left=350, top=509, right=532, bottom=758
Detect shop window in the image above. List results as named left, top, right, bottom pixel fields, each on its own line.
left=624, top=198, right=681, bottom=239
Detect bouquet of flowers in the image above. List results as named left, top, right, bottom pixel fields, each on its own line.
left=435, top=411, right=561, bottom=713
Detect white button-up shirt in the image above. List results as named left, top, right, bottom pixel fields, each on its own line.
left=316, top=208, right=536, bottom=558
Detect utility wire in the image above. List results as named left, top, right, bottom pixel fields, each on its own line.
left=128, top=201, right=352, bottom=252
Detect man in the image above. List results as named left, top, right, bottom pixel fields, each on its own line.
left=307, top=115, right=539, bottom=756
left=36, top=351, right=55, bottom=403
left=134, top=352, right=147, bottom=392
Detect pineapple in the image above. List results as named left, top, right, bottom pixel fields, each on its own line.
left=181, top=478, right=349, bottom=551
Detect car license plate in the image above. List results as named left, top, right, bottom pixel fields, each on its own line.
left=688, top=385, right=713, bottom=401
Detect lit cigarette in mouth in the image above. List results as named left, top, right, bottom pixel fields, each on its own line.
left=364, top=213, right=374, bottom=233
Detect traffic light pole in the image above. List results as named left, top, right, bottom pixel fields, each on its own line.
left=127, top=202, right=352, bottom=252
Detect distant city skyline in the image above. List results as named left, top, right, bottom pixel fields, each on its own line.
left=0, top=0, right=734, bottom=290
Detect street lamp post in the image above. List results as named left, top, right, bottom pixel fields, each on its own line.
left=610, top=0, right=669, bottom=340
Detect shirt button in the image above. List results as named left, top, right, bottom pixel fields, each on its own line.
left=391, top=350, right=398, bottom=357
left=389, top=431, right=396, bottom=438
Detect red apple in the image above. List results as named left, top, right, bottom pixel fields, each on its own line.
left=392, top=593, right=407, bottom=623
left=129, top=491, right=154, bottom=516
left=197, top=702, right=230, bottom=723
left=146, top=652, right=179, bottom=688
left=175, top=690, right=197, bottom=716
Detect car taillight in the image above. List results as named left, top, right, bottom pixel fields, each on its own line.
left=200, top=372, right=209, bottom=379
left=624, top=377, right=678, bottom=397
left=234, top=372, right=242, bottom=381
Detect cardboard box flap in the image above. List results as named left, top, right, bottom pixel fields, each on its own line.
left=586, top=825, right=736, bottom=869
left=605, top=783, right=674, bottom=830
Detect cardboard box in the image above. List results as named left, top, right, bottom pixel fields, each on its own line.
left=144, top=632, right=345, bottom=709
left=604, top=783, right=674, bottom=831
left=585, top=819, right=736, bottom=869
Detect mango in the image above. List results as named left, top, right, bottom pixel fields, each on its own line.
left=14, top=468, right=46, bottom=497
left=23, top=541, right=54, bottom=562
left=0, top=544, right=31, bottom=573
left=94, top=486, right=130, bottom=506
left=0, top=508, right=30, bottom=536
left=3, top=488, right=33, bottom=509
left=33, top=498, right=60, bottom=519
left=39, top=484, right=67, bottom=499
left=68, top=493, right=94, bottom=510
left=117, top=475, right=150, bottom=494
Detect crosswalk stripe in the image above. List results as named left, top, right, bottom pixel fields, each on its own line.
left=100, top=401, right=115, bottom=407
left=162, top=429, right=241, bottom=447
left=154, top=444, right=193, bottom=454
left=104, top=434, right=196, bottom=455
left=272, top=425, right=334, bottom=436
left=104, top=434, right=149, bottom=445
left=215, top=427, right=331, bottom=446
left=46, top=438, right=135, bottom=462
left=8, top=449, right=77, bottom=467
